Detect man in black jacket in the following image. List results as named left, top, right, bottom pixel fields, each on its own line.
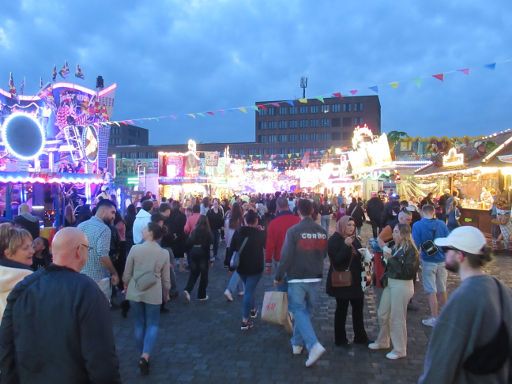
left=366, top=192, right=384, bottom=239
left=0, top=227, right=121, bottom=384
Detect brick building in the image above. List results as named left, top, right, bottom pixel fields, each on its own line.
left=108, top=95, right=380, bottom=159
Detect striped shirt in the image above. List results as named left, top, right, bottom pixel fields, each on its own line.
left=78, top=216, right=111, bottom=282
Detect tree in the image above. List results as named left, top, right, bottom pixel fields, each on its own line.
left=386, top=130, right=410, bottom=159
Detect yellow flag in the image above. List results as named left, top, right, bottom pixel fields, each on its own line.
left=298, top=98, right=308, bottom=104
left=238, top=107, right=247, bottom=113
left=390, top=82, right=399, bottom=89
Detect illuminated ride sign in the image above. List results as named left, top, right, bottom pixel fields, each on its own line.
left=82, top=125, right=99, bottom=163
left=442, top=148, right=464, bottom=167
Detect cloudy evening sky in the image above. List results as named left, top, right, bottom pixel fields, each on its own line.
left=1, top=0, right=511, bottom=145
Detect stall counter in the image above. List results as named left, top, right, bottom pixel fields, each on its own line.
left=459, top=208, right=492, bottom=237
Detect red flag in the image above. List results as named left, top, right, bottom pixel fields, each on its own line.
left=207, top=111, right=215, bottom=116
left=257, top=104, right=267, bottom=110
left=350, top=89, right=358, bottom=95
left=457, top=68, right=470, bottom=75
left=332, top=92, right=343, bottom=98
left=432, top=73, right=444, bottom=81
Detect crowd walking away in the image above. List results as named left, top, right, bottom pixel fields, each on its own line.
left=0, top=187, right=510, bottom=381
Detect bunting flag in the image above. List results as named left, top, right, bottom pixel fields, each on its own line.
left=413, top=78, right=422, bottom=88
left=39, top=77, right=43, bottom=89
left=26, top=56, right=507, bottom=129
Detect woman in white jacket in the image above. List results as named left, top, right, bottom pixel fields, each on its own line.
left=0, top=224, right=34, bottom=318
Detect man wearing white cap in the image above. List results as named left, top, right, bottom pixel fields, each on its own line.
left=419, top=226, right=512, bottom=383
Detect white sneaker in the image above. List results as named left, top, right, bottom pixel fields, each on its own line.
left=386, top=351, right=406, bottom=360
left=305, top=343, right=326, bottom=367
left=368, top=342, right=389, bottom=350
left=199, top=295, right=209, bottom=302
left=224, top=289, right=234, bottom=302
left=238, top=291, right=245, bottom=296
left=183, top=290, right=190, bottom=304
left=422, top=317, right=437, bottom=327
left=292, top=345, right=304, bottom=355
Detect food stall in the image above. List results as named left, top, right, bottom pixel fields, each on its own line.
left=0, top=80, right=115, bottom=231
left=414, top=132, right=512, bottom=236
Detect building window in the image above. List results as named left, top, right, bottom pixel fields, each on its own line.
left=279, top=107, right=288, bottom=115
left=332, top=118, right=341, bottom=127
left=289, top=107, right=298, bottom=115
left=343, top=103, right=352, bottom=112
left=299, top=106, right=308, bottom=114
left=331, top=103, right=341, bottom=113
left=279, top=120, right=288, bottom=129
left=321, top=118, right=330, bottom=127
left=310, top=106, right=319, bottom=114
left=353, top=102, right=364, bottom=112
left=268, top=107, right=275, bottom=115
left=353, top=117, right=364, bottom=125
left=310, top=119, right=319, bottom=128
left=322, top=105, right=330, bottom=113
left=259, top=108, right=267, bottom=116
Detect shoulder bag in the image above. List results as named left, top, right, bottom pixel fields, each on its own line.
left=331, top=246, right=354, bottom=288
left=230, top=237, right=249, bottom=269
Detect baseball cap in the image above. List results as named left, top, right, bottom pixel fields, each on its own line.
left=434, top=226, right=487, bottom=255
left=405, top=204, right=417, bottom=212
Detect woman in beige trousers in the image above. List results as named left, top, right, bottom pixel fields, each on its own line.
left=369, top=223, right=419, bottom=359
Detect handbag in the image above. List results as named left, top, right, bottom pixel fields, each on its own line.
left=261, top=291, right=289, bottom=326
left=331, top=248, right=354, bottom=288
left=421, top=224, right=439, bottom=256
left=463, top=278, right=510, bottom=375
left=229, top=237, right=248, bottom=269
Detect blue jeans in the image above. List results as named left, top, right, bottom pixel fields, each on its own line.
left=226, top=271, right=245, bottom=294
left=320, top=215, right=331, bottom=234
left=211, top=230, right=220, bottom=259
left=288, top=282, right=321, bottom=351
left=131, top=301, right=161, bottom=355
left=239, top=273, right=262, bottom=319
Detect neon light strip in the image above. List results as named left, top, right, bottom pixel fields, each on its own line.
left=482, top=135, right=512, bottom=163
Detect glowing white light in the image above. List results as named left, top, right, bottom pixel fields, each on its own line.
left=1, top=112, right=46, bottom=160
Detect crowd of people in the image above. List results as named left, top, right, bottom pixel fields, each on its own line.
left=0, top=187, right=510, bottom=382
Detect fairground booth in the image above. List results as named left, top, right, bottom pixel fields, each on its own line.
left=0, top=80, right=116, bottom=234
left=414, top=130, right=512, bottom=236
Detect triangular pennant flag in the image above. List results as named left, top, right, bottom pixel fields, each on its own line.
left=484, top=63, right=496, bottom=70
left=271, top=102, right=281, bottom=107
left=252, top=106, right=259, bottom=111
left=170, top=114, right=177, bottom=120
left=187, top=113, right=196, bottom=119
left=257, top=104, right=267, bottom=110
left=218, top=109, right=225, bottom=115
left=332, top=92, right=343, bottom=98
left=288, top=154, right=292, bottom=159
left=349, top=89, right=358, bottom=95
left=432, top=73, right=444, bottom=81
left=389, top=82, right=399, bottom=89
left=206, top=111, right=215, bottom=116
left=457, top=68, right=470, bottom=75
left=413, top=78, right=422, bottom=88
left=369, top=86, right=379, bottom=93
left=298, top=98, right=308, bottom=104
left=286, top=100, right=295, bottom=106
left=315, top=96, right=324, bottom=103
left=197, top=112, right=205, bottom=117
left=238, top=107, right=247, bottom=113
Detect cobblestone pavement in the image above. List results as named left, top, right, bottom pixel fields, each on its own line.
left=112, top=224, right=512, bottom=383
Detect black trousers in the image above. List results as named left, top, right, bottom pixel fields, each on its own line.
left=370, top=222, right=381, bottom=239
left=184, top=251, right=209, bottom=299
left=335, top=297, right=368, bottom=344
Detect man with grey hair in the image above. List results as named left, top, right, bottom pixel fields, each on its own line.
left=13, top=203, right=40, bottom=240
left=0, top=227, right=121, bottom=383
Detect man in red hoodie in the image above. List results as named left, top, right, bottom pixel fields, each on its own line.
left=265, top=196, right=300, bottom=282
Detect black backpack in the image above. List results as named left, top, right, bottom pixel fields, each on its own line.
left=463, top=278, right=510, bottom=375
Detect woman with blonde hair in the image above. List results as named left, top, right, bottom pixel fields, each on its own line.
left=369, top=223, right=419, bottom=359
left=0, top=225, right=34, bottom=317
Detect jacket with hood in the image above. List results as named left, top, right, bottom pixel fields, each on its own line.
left=0, top=259, right=33, bottom=319
left=412, top=217, right=450, bottom=263
left=13, top=214, right=40, bottom=240
left=132, top=209, right=151, bottom=245
left=275, top=217, right=327, bottom=282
